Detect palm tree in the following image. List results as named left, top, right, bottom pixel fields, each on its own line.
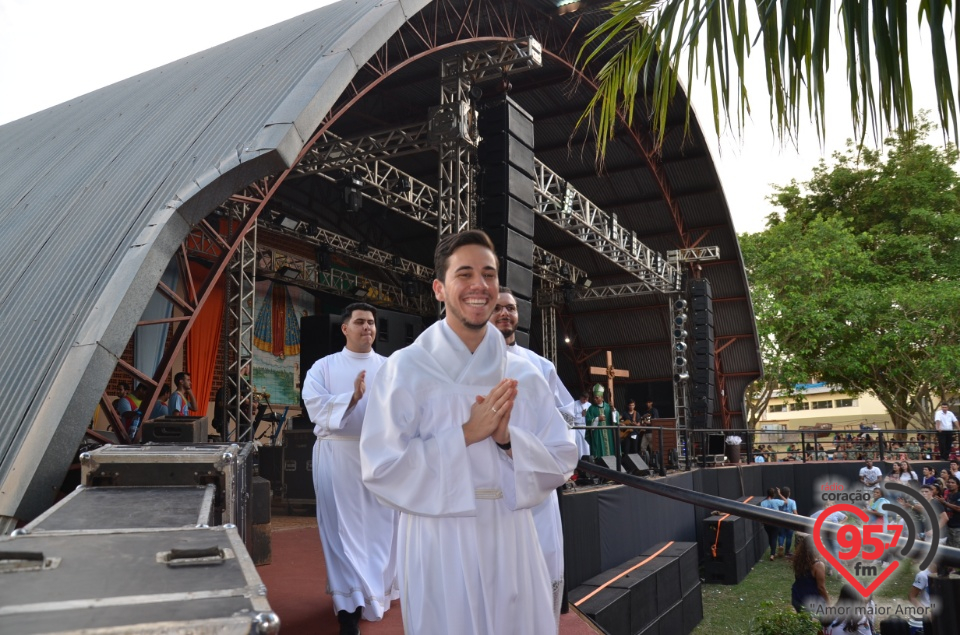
left=577, top=0, right=957, bottom=157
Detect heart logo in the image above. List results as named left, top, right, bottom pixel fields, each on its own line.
left=813, top=503, right=900, bottom=598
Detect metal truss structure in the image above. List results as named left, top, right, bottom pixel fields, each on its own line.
left=103, top=6, right=741, bottom=446
left=670, top=297, right=691, bottom=467
left=435, top=38, right=543, bottom=235
left=538, top=283, right=560, bottom=364
left=260, top=209, right=434, bottom=282
left=257, top=247, right=433, bottom=316
left=297, top=122, right=692, bottom=295
left=666, top=247, right=721, bottom=264
left=224, top=221, right=257, bottom=443
left=534, top=162, right=682, bottom=292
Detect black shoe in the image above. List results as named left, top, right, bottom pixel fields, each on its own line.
left=337, top=608, right=362, bottom=635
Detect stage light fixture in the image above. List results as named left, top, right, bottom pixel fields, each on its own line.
left=339, top=172, right=364, bottom=212
left=674, top=342, right=687, bottom=353
left=674, top=328, right=688, bottom=339
left=564, top=336, right=571, bottom=344
left=392, top=255, right=402, bottom=267
left=351, top=286, right=368, bottom=298
left=675, top=356, right=686, bottom=367
left=674, top=313, right=687, bottom=326
left=674, top=299, right=687, bottom=311
left=469, top=85, right=483, bottom=101
left=391, top=177, right=411, bottom=194
left=674, top=372, right=689, bottom=383
left=317, top=247, right=331, bottom=270
left=577, top=275, right=592, bottom=288
left=402, top=279, right=417, bottom=297
left=357, top=241, right=369, bottom=255
left=277, top=266, right=300, bottom=280
left=559, top=264, right=571, bottom=278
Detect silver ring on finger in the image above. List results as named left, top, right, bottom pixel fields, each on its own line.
left=492, top=407, right=498, bottom=413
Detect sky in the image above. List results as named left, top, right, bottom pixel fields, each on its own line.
left=0, top=0, right=951, bottom=235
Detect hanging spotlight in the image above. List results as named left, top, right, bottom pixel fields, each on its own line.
left=673, top=328, right=688, bottom=339
left=674, top=371, right=689, bottom=383
left=277, top=266, right=300, bottom=280
left=391, top=255, right=403, bottom=268
left=316, top=246, right=331, bottom=271
left=674, top=341, right=687, bottom=353
left=357, top=241, right=369, bottom=255
left=391, top=177, right=411, bottom=194
left=564, top=336, right=571, bottom=344
left=674, top=313, right=687, bottom=327
left=675, top=356, right=686, bottom=367
left=674, top=299, right=687, bottom=311
left=339, top=172, right=363, bottom=212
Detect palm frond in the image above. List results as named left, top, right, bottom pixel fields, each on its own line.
left=576, top=0, right=958, bottom=159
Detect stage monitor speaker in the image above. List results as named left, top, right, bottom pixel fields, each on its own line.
left=595, top=455, right=628, bottom=473
left=622, top=453, right=650, bottom=476
left=283, top=429, right=316, bottom=504
left=141, top=418, right=205, bottom=443
left=707, top=433, right=725, bottom=454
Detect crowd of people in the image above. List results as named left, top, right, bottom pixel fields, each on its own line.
left=753, top=427, right=960, bottom=464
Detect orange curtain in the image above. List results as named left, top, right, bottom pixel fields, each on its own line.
left=186, top=262, right=225, bottom=416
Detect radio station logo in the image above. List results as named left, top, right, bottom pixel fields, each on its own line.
left=812, top=480, right=940, bottom=599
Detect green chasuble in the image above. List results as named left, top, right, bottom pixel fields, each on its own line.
left=585, top=402, right=616, bottom=458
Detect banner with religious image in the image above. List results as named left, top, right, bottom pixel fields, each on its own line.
left=251, top=280, right=312, bottom=405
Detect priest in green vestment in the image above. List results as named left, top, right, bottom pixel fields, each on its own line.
left=585, top=383, right=617, bottom=458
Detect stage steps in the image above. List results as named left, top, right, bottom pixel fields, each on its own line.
left=569, top=541, right=701, bottom=635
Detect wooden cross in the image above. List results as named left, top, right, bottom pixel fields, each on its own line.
left=589, top=350, right=629, bottom=407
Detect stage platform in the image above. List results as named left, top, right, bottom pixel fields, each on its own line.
left=257, top=514, right=602, bottom=635
left=560, top=458, right=953, bottom=591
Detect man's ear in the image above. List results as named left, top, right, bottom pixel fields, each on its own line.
left=432, top=278, right=445, bottom=302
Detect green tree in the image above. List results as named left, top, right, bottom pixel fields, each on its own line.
left=740, top=120, right=960, bottom=429
left=577, top=1, right=959, bottom=157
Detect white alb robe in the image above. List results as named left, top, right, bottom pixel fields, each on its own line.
left=302, top=348, right=399, bottom=620
left=506, top=343, right=574, bottom=625
left=360, top=322, right=578, bottom=635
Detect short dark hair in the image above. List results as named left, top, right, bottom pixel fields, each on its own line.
left=341, top=302, right=377, bottom=325
left=499, top=285, right=514, bottom=295
left=780, top=486, right=791, bottom=497
left=158, top=384, right=171, bottom=398
left=434, top=230, right=496, bottom=281
left=133, top=383, right=149, bottom=395
left=173, top=372, right=188, bottom=387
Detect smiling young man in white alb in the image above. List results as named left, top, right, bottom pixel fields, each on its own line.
left=302, top=303, right=399, bottom=635
left=360, top=230, right=578, bottom=635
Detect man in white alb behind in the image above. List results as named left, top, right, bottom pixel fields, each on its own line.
left=490, top=285, right=575, bottom=625
left=302, top=303, right=399, bottom=635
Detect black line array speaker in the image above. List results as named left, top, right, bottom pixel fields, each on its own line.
left=299, top=314, right=344, bottom=400
left=688, top=279, right=715, bottom=428
left=478, top=96, right=536, bottom=329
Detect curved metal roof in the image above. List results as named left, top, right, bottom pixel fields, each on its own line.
left=0, top=0, right=429, bottom=520
left=0, top=0, right=760, bottom=522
